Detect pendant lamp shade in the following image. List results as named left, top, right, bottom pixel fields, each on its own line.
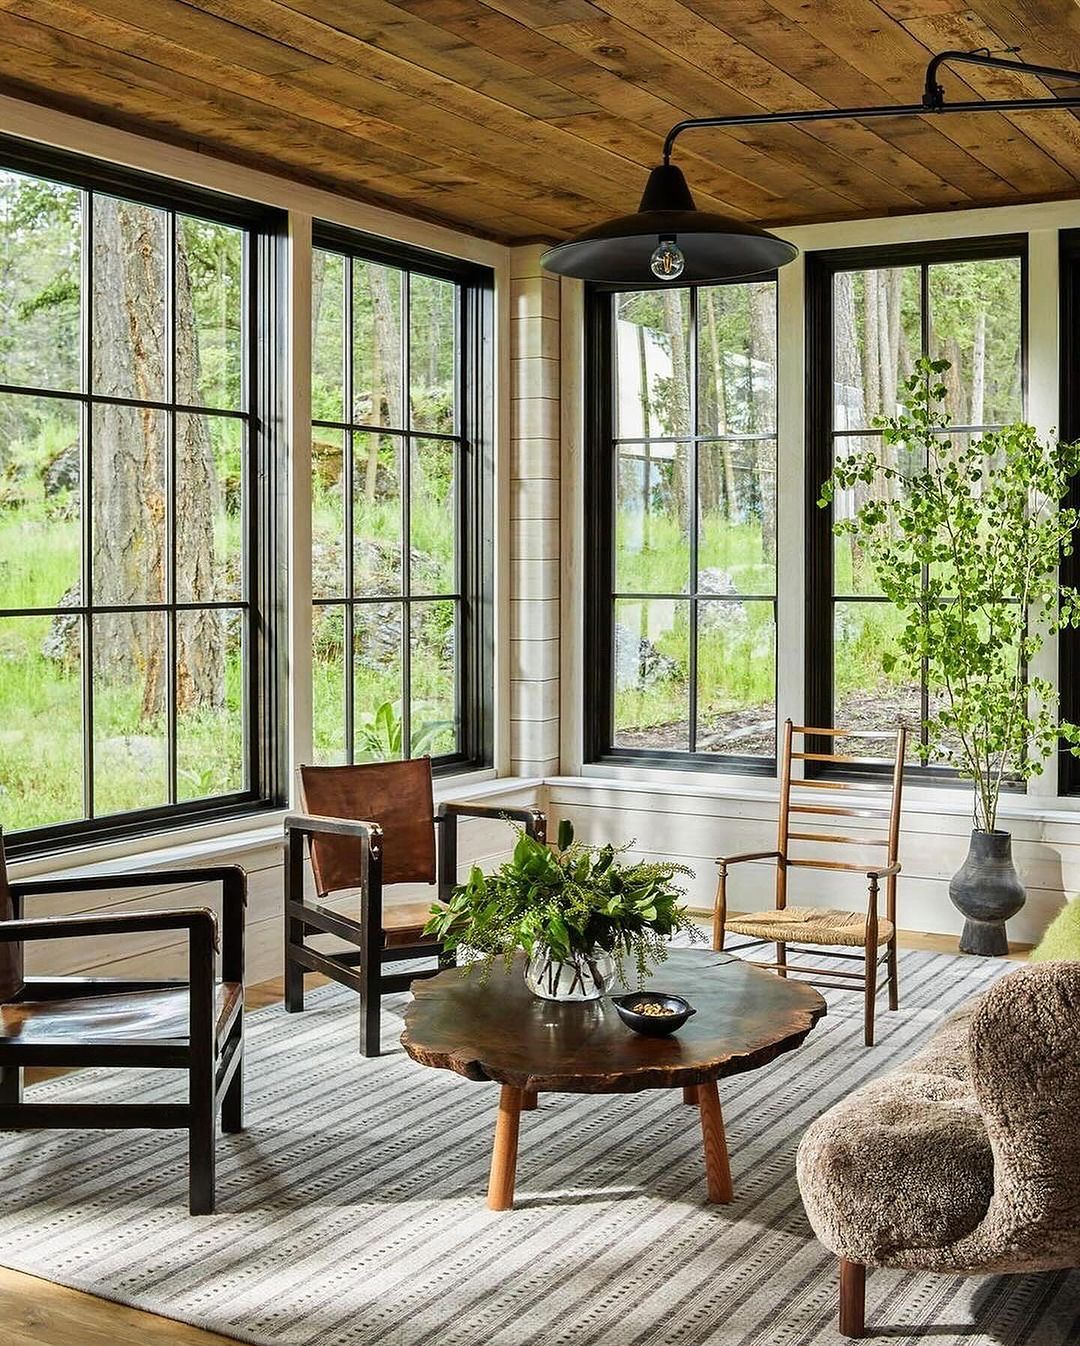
left=540, top=164, right=797, bottom=285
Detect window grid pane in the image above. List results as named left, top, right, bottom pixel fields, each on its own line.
left=609, top=283, right=777, bottom=759
left=312, top=244, right=465, bottom=766
left=829, top=254, right=1025, bottom=767
left=0, top=167, right=256, bottom=835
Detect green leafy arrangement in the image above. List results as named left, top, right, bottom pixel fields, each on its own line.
left=820, top=356, right=1080, bottom=833
left=424, top=820, right=699, bottom=986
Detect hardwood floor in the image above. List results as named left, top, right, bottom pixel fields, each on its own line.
left=0, top=1271, right=241, bottom=1346
left=2, top=929, right=1029, bottom=1346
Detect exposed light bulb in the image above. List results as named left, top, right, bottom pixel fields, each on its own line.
left=650, top=237, right=685, bottom=280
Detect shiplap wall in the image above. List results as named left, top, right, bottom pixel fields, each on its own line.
left=544, top=777, right=1074, bottom=944
left=19, top=782, right=544, bottom=986
left=510, top=245, right=560, bottom=776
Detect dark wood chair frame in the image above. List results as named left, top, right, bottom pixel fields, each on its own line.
left=714, top=720, right=906, bottom=1047
left=0, top=859, right=246, bottom=1215
left=284, top=802, right=547, bottom=1057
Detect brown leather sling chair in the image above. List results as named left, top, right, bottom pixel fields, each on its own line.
left=284, top=757, right=546, bottom=1056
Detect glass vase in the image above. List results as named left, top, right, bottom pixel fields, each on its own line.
left=524, top=946, right=615, bottom=1001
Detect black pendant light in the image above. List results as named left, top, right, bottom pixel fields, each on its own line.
left=540, top=162, right=797, bottom=286
left=541, top=48, right=1080, bottom=287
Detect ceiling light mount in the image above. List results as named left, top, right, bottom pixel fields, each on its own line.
left=542, top=48, right=1080, bottom=287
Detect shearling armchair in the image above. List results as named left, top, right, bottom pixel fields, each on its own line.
left=796, top=961, right=1080, bottom=1338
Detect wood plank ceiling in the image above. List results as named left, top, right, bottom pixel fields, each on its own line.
left=0, top=0, right=1080, bottom=242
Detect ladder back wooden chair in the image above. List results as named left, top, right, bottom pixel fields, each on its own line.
left=0, top=832, right=246, bottom=1214
left=713, top=720, right=906, bottom=1046
left=284, top=757, right=546, bottom=1057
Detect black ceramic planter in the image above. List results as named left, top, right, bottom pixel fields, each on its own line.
left=948, top=829, right=1025, bottom=957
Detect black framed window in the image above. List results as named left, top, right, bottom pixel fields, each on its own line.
left=585, top=280, right=778, bottom=770
left=0, top=140, right=286, bottom=852
left=1058, top=230, right=1080, bottom=795
left=310, top=225, right=492, bottom=770
left=806, top=237, right=1026, bottom=769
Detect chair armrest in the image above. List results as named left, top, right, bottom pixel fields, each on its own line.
left=11, top=865, right=246, bottom=983
left=11, top=865, right=245, bottom=901
left=965, top=962, right=1080, bottom=1250
left=283, top=813, right=383, bottom=955
left=866, top=861, right=901, bottom=880
left=283, top=812, right=383, bottom=842
left=0, top=908, right=217, bottom=946
left=434, top=804, right=546, bottom=904
left=437, top=802, right=546, bottom=840
left=716, top=850, right=783, bottom=868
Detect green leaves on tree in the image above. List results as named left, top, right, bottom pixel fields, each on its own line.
left=821, top=356, right=1080, bottom=832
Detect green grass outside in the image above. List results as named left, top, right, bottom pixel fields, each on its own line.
left=1, top=476, right=909, bottom=830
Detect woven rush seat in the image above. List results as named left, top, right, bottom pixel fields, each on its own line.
left=725, top=907, right=894, bottom=948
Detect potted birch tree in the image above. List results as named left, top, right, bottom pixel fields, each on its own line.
left=820, top=357, right=1080, bottom=954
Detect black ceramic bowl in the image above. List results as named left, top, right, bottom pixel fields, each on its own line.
left=610, top=992, right=696, bottom=1037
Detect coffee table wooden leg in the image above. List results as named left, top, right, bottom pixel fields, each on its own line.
left=697, top=1080, right=733, bottom=1203
left=487, top=1085, right=524, bottom=1211
left=682, top=1085, right=699, bottom=1105
left=521, top=1091, right=538, bottom=1110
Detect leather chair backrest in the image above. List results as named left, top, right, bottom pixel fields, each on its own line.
left=298, top=758, right=437, bottom=895
left=0, top=831, right=24, bottom=1002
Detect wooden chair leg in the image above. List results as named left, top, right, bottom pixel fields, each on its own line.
left=284, top=954, right=305, bottom=1013
left=839, top=1258, right=866, bottom=1338
left=863, top=940, right=877, bottom=1048
left=776, top=941, right=787, bottom=978
left=711, top=869, right=727, bottom=951
left=0, top=1065, right=21, bottom=1107
left=887, top=937, right=899, bottom=1011
left=284, top=832, right=306, bottom=1013
left=189, top=1066, right=216, bottom=1216
left=359, top=985, right=382, bottom=1058
left=355, top=969, right=379, bottom=1060
left=221, top=1043, right=243, bottom=1135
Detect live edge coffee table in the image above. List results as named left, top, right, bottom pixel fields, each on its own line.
left=401, top=949, right=826, bottom=1211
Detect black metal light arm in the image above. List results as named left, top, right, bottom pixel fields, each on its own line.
left=542, top=47, right=1080, bottom=285
left=661, top=49, right=1080, bottom=163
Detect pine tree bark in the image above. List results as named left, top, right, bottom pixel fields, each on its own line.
left=662, top=291, right=691, bottom=541
left=748, top=283, right=776, bottom=563
left=701, top=288, right=734, bottom=516
left=835, top=270, right=866, bottom=573
left=91, top=197, right=222, bottom=718
left=970, top=307, right=986, bottom=428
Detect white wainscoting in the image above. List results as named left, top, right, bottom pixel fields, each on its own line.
left=14, top=779, right=544, bottom=986
left=545, top=776, right=1076, bottom=945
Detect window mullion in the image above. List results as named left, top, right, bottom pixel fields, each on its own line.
left=689, top=287, right=699, bottom=755
left=344, top=256, right=355, bottom=765
left=81, top=187, right=96, bottom=820
left=401, top=270, right=412, bottom=761
left=166, top=208, right=178, bottom=805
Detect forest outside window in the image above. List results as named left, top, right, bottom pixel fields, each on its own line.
left=0, top=155, right=278, bottom=846
left=587, top=280, right=778, bottom=767
left=310, top=233, right=487, bottom=769
left=808, top=239, right=1025, bottom=767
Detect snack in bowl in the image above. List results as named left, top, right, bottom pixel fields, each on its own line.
left=610, top=992, right=696, bottom=1037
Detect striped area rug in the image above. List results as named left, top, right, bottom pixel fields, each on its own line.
left=1, top=950, right=1078, bottom=1346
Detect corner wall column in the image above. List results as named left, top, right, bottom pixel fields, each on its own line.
left=509, top=246, right=561, bottom=776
